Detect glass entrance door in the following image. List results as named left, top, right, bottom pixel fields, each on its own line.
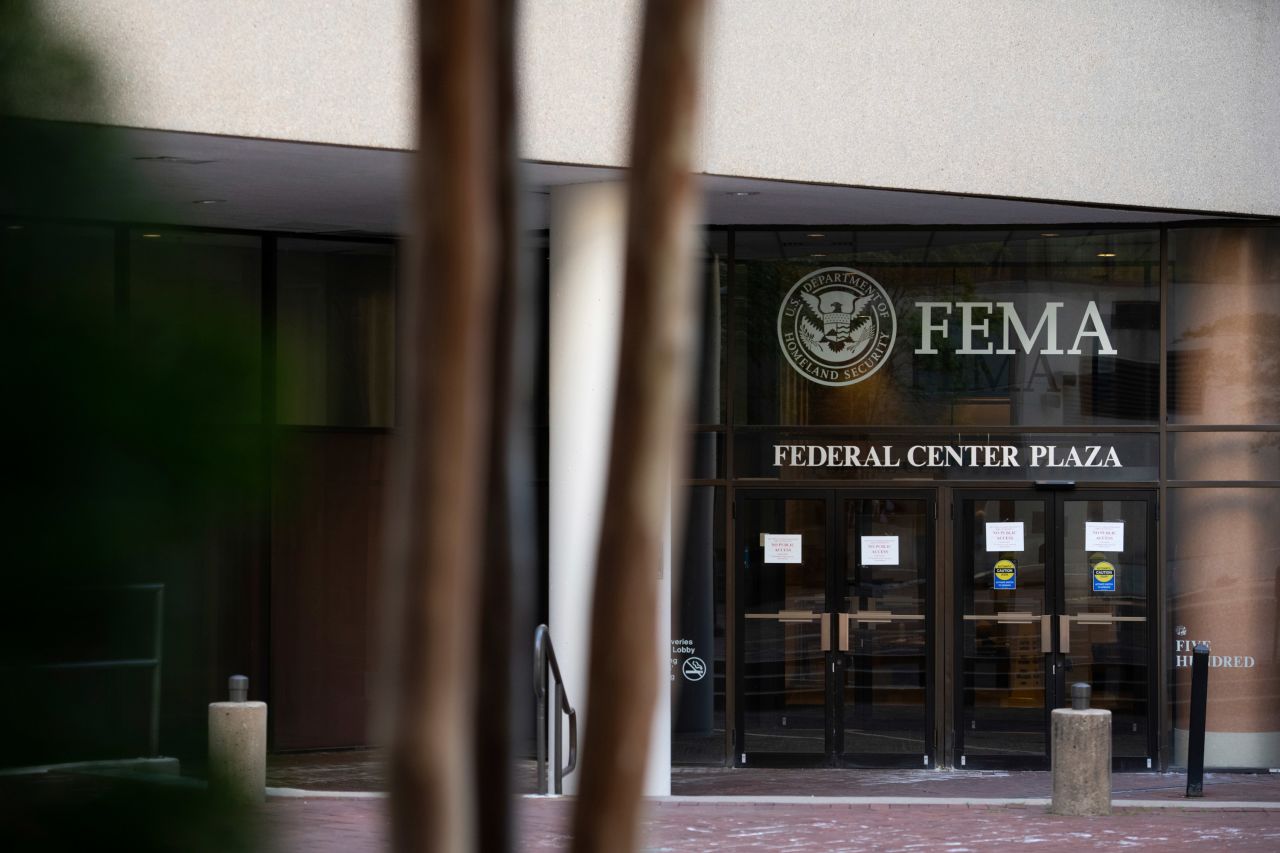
left=836, top=495, right=933, bottom=766
left=735, top=489, right=934, bottom=766
left=954, top=491, right=1156, bottom=770
left=1059, top=495, right=1153, bottom=767
left=956, top=494, right=1052, bottom=767
left=737, top=492, right=832, bottom=763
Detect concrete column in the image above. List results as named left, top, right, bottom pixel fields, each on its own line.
left=208, top=694, right=267, bottom=805
left=548, top=181, right=620, bottom=795
left=645, top=499, right=673, bottom=796
left=549, top=179, right=675, bottom=796
left=1050, top=708, right=1111, bottom=816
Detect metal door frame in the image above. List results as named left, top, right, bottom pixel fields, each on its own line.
left=952, top=489, right=1056, bottom=769
left=733, top=488, right=836, bottom=766
left=733, top=488, right=936, bottom=767
left=1053, top=489, right=1159, bottom=771
left=951, top=488, right=1158, bottom=770
left=832, top=490, right=937, bottom=768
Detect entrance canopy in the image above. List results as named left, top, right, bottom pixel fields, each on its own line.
left=0, top=121, right=1234, bottom=236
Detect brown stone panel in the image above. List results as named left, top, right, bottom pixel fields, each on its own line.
left=1169, top=488, right=1280, bottom=743
left=271, top=431, right=387, bottom=750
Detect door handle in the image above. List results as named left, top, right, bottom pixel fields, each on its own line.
left=962, top=611, right=1037, bottom=623
left=1040, top=614, right=1052, bottom=654
left=1059, top=612, right=1148, bottom=655
left=839, top=612, right=926, bottom=652
left=745, top=610, right=830, bottom=650
left=993, top=611, right=1037, bottom=624
left=849, top=611, right=926, bottom=623
left=745, top=610, right=821, bottom=623
left=852, top=609, right=893, bottom=624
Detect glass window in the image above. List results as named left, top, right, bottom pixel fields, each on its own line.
left=1, top=222, right=115, bottom=322
left=1167, top=488, right=1280, bottom=769
left=732, top=229, right=1159, bottom=427
left=277, top=239, right=396, bottom=428
left=671, top=485, right=726, bottom=764
left=130, top=230, right=262, bottom=424
left=687, top=431, right=724, bottom=480
left=1168, top=227, right=1280, bottom=425
left=689, top=229, right=727, bottom=425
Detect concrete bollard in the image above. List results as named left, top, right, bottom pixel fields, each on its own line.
left=208, top=674, right=267, bottom=805
left=1050, top=683, right=1111, bottom=816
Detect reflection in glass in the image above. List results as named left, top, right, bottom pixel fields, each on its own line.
left=277, top=239, right=395, bottom=428
left=1169, top=431, right=1280, bottom=481
left=733, top=229, right=1159, bottom=427
left=1168, top=227, right=1280, bottom=425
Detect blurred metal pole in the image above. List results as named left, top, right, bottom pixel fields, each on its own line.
left=388, top=0, right=502, bottom=850
left=475, top=0, right=524, bottom=849
left=571, top=1, right=708, bottom=851
left=1185, top=642, right=1209, bottom=798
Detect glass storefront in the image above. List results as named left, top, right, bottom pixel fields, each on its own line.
left=8, top=215, right=1278, bottom=769
left=681, top=223, right=1280, bottom=771
left=1, top=222, right=399, bottom=757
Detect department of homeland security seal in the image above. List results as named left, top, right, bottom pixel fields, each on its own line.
left=777, top=267, right=896, bottom=386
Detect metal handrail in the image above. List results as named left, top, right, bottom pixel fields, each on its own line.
left=533, top=624, right=577, bottom=795
left=27, top=583, right=165, bottom=757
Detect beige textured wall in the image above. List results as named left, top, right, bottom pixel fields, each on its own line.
left=32, top=0, right=417, bottom=148
left=26, top=0, right=1280, bottom=215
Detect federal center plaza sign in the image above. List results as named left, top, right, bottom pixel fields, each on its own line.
left=771, top=265, right=1139, bottom=475
left=773, top=441, right=1122, bottom=470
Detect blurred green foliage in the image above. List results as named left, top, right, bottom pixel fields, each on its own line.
left=1, top=1, right=268, bottom=849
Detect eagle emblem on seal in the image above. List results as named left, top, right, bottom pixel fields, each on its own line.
left=777, top=267, right=896, bottom=387
left=796, top=291, right=876, bottom=362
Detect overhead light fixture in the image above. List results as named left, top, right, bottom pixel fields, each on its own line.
left=5, top=224, right=23, bottom=231
left=141, top=232, right=162, bottom=239
left=192, top=199, right=225, bottom=205
left=1040, top=232, right=1060, bottom=238
left=807, top=233, right=825, bottom=238
left=728, top=191, right=759, bottom=197
left=1096, top=252, right=1116, bottom=258
left=810, top=253, right=827, bottom=258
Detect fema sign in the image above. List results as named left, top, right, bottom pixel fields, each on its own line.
left=778, top=268, right=1120, bottom=387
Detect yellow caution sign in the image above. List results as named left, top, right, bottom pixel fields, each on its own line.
left=1092, top=560, right=1116, bottom=592
left=994, top=558, right=1017, bottom=590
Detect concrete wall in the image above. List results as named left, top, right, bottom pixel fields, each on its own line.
left=28, top=0, right=1280, bottom=215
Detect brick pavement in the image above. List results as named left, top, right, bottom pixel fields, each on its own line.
left=666, top=767, right=1280, bottom=802
left=263, top=796, right=1280, bottom=852
left=265, top=750, right=1280, bottom=803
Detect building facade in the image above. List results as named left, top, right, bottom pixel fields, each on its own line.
left=5, top=1, right=1279, bottom=781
